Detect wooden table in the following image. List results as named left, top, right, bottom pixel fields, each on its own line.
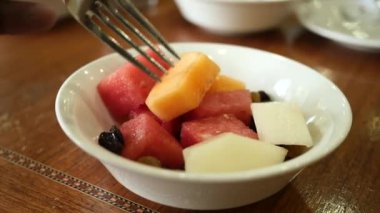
left=1, top=1, right=379, bottom=212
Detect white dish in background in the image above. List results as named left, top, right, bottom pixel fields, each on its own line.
left=22, top=0, right=69, bottom=19
left=174, top=0, right=294, bottom=35
left=55, top=42, right=352, bottom=210
left=295, top=0, right=380, bottom=51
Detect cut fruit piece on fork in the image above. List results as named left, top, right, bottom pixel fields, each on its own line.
left=146, top=52, right=220, bottom=121
left=64, top=0, right=179, bottom=81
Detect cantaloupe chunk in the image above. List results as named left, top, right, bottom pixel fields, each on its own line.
left=146, top=52, right=220, bottom=121
left=208, top=75, right=246, bottom=93
left=183, top=133, right=288, bottom=173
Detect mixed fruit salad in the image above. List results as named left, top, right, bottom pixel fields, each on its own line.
left=97, top=49, right=313, bottom=173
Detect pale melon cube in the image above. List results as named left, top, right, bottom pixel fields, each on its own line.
left=183, top=133, right=287, bottom=173
left=252, top=102, right=313, bottom=147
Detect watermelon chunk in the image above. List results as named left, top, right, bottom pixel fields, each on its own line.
left=180, top=114, right=258, bottom=148
left=128, top=105, right=182, bottom=137
left=120, top=113, right=184, bottom=169
left=97, top=49, right=169, bottom=123
left=185, top=90, right=253, bottom=125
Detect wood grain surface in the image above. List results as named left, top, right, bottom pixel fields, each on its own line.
left=0, top=1, right=379, bottom=212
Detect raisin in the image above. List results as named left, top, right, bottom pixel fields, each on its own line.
left=258, top=90, right=271, bottom=102
left=98, top=126, right=124, bottom=154
left=109, top=125, right=124, bottom=145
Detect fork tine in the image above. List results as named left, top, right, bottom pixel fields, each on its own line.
left=116, top=0, right=180, bottom=60
left=107, top=1, right=175, bottom=68
left=84, top=12, right=161, bottom=81
left=65, top=0, right=179, bottom=82
left=93, top=0, right=167, bottom=74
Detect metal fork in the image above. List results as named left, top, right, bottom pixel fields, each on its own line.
left=64, top=0, right=180, bottom=81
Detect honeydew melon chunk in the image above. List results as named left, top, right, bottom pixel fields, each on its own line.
left=146, top=52, right=220, bottom=121
left=183, top=133, right=288, bottom=173
left=252, top=102, right=313, bottom=147
left=208, top=74, right=246, bottom=93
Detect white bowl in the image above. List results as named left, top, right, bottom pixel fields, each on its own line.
left=55, top=42, right=352, bottom=210
left=174, top=0, right=294, bottom=35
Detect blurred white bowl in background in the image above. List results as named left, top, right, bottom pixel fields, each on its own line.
left=174, top=0, right=295, bottom=35
left=21, top=0, right=69, bottom=18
